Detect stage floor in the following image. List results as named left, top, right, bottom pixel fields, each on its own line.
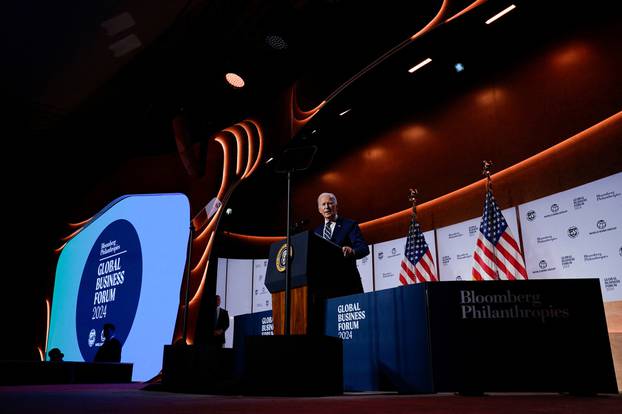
left=1, top=383, right=621, bottom=414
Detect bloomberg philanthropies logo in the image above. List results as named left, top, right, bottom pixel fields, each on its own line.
left=459, top=289, right=569, bottom=322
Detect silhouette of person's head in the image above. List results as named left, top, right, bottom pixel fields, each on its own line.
left=48, top=347, right=64, bottom=362
left=215, top=295, right=221, bottom=308
left=103, top=323, right=116, bottom=340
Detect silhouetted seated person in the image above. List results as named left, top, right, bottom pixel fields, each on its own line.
left=94, top=323, right=122, bottom=362
left=48, top=347, right=64, bottom=362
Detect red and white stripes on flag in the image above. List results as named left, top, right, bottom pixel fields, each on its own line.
left=472, top=188, right=527, bottom=280
left=399, top=220, right=437, bottom=284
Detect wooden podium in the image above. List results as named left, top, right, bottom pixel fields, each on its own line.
left=265, top=231, right=363, bottom=335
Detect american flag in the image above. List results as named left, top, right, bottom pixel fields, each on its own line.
left=399, top=218, right=437, bottom=284
left=472, top=188, right=527, bottom=280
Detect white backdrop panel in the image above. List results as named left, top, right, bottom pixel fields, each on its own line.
left=224, top=258, right=253, bottom=348
left=519, top=172, right=622, bottom=302
left=216, top=258, right=228, bottom=308
left=356, top=246, right=374, bottom=293
left=252, top=259, right=271, bottom=313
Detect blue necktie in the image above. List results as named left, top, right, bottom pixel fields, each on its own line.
left=323, top=222, right=332, bottom=240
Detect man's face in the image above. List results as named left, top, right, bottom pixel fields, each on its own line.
left=215, top=295, right=221, bottom=307
left=318, top=194, right=338, bottom=221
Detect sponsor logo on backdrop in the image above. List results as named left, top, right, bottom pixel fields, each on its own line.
left=573, top=196, right=587, bottom=210
left=254, top=289, right=258, bottom=295
left=584, top=252, right=608, bottom=262
left=442, top=255, right=451, bottom=266
left=261, top=316, right=273, bottom=335
left=377, top=251, right=384, bottom=260
left=561, top=255, right=575, bottom=269
left=459, top=290, right=569, bottom=322
left=361, top=256, right=368, bottom=264
left=596, top=191, right=621, bottom=201
left=469, top=225, right=478, bottom=237
left=619, top=247, right=622, bottom=257
left=336, top=302, right=366, bottom=340
left=604, top=277, right=620, bottom=292
left=265, top=299, right=269, bottom=307
left=457, top=253, right=472, bottom=260
left=449, top=232, right=463, bottom=239
left=382, top=272, right=393, bottom=279
left=567, top=226, right=579, bottom=239
left=544, top=203, right=568, bottom=218
left=389, top=248, right=400, bottom=258
left=537, top=235, right=558, bottom=244
left=456, top=275, right=463, bottom=281
left=533, top=259, right=557, bottom=274
left=589, top=219, right=617, bottom=235
left=526, top=210, right=536, bottom=221
left=88, top=329, right=96, bottom=347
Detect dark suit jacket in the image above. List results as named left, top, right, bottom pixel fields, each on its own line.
left=213, top=307, right=230, bottom=346
left=314, top=217, right=370, bottom=260
left=93, top=337, right=121, bottom=362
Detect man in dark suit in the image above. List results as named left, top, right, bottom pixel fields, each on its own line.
left=210, top=295, right=230, bottom=347
left=314, top=192, right=369, bottom=260
left=94, top=323, right=121, bottom=362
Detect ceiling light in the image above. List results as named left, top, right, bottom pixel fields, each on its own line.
left=225, top=72, right=245, bottom=88
left=265, top=35, right=288, bottom=50
left=454, top=63, right=465, bottom=72
left=485, top=4, right=516, bottom=24
left=339, top=108, right=352, bottom=116
left=408, top=58, right=432, bottom=73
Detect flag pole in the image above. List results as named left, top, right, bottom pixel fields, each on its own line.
left=408, top=188, right=419, bottom=220
left=482, top=160, right=499, bottom=280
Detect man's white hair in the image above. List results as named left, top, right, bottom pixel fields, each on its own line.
left=317, top=192, right=338, bottom=205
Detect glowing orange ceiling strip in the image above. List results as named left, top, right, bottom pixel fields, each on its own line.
left=238, top=122, right=254, bottom=178
left=60, top=227, right=83, bottom=242
left=214, top=136, right=231, bottom=202
left=189, top=232, right=215, bottom=305
left=223, top=231, right=283, bottom=243
left=68, top=218, right=92, bottom=228
left=54, top=241, right=68, bottom=254
left=37, top=347, right=44, bottom=362
left=224, top=126, right=244, bottom=175
left=44, top=298, right=50, bottom=359
left=246, top=119, right=264, bottom=177
left=192, top=212, right=221, bottom=272
left=193, top=210, right=221, bottom=243
left=410, top=0, right=449, bottom=41
left=446, top=0, right=487, bottom=23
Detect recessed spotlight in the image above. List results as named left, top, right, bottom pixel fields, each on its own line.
left=485, top=4, right=516, bottom=24
left=225, top=72, right=245, bottom=88
left=454, top=63, right=465, bottom=72
left=265, top=35, right=288, bottom=50
left=312, top=129, right=318, bottom=134
left=339, top=108, right=352, bottom=116
left=408, top=58, right=432, bottom=73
